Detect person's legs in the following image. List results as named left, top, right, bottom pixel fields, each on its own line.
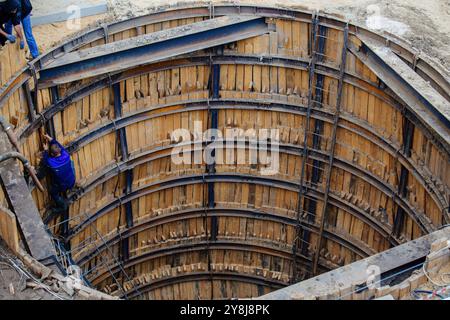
left=49, top=184, right=70, bottom=238
left=21, top=15, right=39, bottom=58
left=49, top=184, right=68, bottom=214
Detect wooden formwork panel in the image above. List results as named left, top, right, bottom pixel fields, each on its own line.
left=0, top=87, right=29, bottom=132
left=125, top=110, right=208, bottom=156
left=138, top=280, right=270, bottom=300
left=52, top=87, right=112, bottom=145
left=29, top=62, right=445, bottom=281
left=36, top=87, right=53, bottom=113
left=68, top=172, right=126, bottom=229
left=69, top=175, right=394, bottom=286
left=93, top=249, right=290, bottom=299
left=0, top=42, right=26, bottom=87
left=335, top=126, right=395, bottom=182
left=0, top=206, right=19, bottom=254
left=0, top=183, right=7, bottom=208
left=0, top=12, right=447, bottom=300
left=120, top=66, right=210, bottom=105
left=70, top=132, right=117, bottom=182
left=412, top=128, right=450, bottom=196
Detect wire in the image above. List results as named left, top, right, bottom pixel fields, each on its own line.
left=422, top=257, right=450, bottom=287
left=82, top=210, right=141, bottom=299
left=338, top=261, right=425, bottom=300
left=0, top=253, right=68, bottom=300
left=412, top=289, right=444, bottom=300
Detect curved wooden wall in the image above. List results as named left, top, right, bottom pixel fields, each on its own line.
left=0, top=5, right=448, bottom=299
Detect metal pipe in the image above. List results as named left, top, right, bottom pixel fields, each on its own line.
left=0, top=116, right=20, bottom=151
left=0, top=152, right=44, bottom=193
left=0, top=116, right=44, bottom=192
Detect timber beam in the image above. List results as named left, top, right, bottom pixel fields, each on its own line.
left=58, top=137, right=428, bottom=242
left=122, top=272, right=286, bottom=299
left=257, top=226, right=450, bottom=300
left=39, top=16, right=274, bottom=86
left=16, top=54, right=411, bottom=140
left=349, top=35, right=450, bottom=154
left=85, top=240, right=337, bottom=285
left=67, top=172, right=401, bottom=246
left=71, top=207, right=374, bottom=267
left=312, top=24, right=349, bottom=276
left=35, top=96, right=444, bottom=214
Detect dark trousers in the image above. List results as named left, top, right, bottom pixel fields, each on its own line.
left=49, top=184, right=69, bottom=237
left=0, top=26, right=7, bottom=46
left=49, top=184, right=68, bottom=211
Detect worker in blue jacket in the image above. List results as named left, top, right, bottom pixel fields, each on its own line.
left=40, top=134, right=76, bottom=215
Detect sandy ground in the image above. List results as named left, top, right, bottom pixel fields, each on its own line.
left=29, top=0, right=449, bottom=69
left=107, top=0, right=450, bottom=68
left=32, top=13, right=109, bottom=53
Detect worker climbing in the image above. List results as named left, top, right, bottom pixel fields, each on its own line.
left=39, top=134, right=76, bottom=221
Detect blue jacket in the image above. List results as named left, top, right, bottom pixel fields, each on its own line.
left=43, top=139, right=75, bottom=191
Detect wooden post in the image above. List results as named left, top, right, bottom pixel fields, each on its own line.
left=312, top=25, right=349, bottom=276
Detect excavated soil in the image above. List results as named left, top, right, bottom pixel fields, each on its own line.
left=31, top=0, right=450, bottom=71
left=106, top=0, right=450, bottom=69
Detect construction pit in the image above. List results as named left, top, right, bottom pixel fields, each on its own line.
left=0, top=2, right=449, bottom=301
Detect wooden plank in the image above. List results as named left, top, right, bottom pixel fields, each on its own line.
left=0, top=206, right=19, bottom=254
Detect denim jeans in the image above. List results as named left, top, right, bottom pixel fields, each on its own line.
left=5, top=14, right=39, bottom=58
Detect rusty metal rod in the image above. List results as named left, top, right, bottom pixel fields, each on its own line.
left=0, top=117, right=44, bottom=193
left=0, top=116, right=21, bottom=151
left=0, top=151, right=44, bottom=193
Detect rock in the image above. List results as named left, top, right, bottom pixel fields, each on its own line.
left=40, top=267, right=52, bottom=281
left=61, top=283, right=75, bottom=297
left=26, top=279, right=38, bottom=289
left=9, top=283, right=14, bottom=295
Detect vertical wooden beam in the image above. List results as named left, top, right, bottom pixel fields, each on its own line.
left=208, top=51, right=221, bottom=242
left=120, top=237, right=129, bottom=262
left=402, top=116, right=415, bottom=158
left=390, top=113, right=415, bottom=239
left=312, top=25, right=349, bottom=276
left=393, top=166, right=409, bottom=238
left=27, top=63, right=39, bottom=113
left=299, top=25, right=329, bottom=262
left=46, top=86, right=59, bottom=138
left=125, top=169, right=133, bottom=228
left=291, top=13, right=319, bottom=283
left=48, top=85, right=65, bottom=238
left=22, top=82, right=36, bottom=122
left=113, top=83, right=129, bottom=161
